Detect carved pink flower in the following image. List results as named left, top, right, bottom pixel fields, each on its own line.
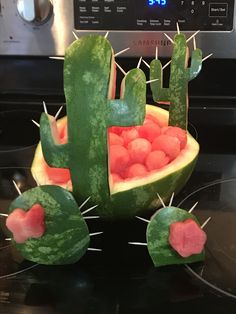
left=168, top=219, right=207, bottom=258
left=6, top=204, right=45, bottom=243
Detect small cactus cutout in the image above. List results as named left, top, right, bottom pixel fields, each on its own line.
left=6, top=185, right=90, bottom=265
left=150, top=33, right=202, bottom=130
left=130, top=195, right=209, bottom=267
left=147, top=206, right=206, bottom=267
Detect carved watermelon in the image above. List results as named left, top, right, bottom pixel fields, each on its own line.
left=31, top=105, right=199, bottom=219
left=30, top=34, right=202, bottom=219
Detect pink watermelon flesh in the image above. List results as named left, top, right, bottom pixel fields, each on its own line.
left=43, top=115, right=187, bottom=184
left=45, top=163, right=71, bottom=184
left=128, top=138, right=152, bottom=164
left=108, top=132, right=124, bottom=146
left=161, top=126, right=187, bottom=149
left=125, top=163, right=148, bottom=178
left=6, top=204, right=45, bottom=244
left=111, top=173, right=123, bottom=183
left=145, top=150, right=170, bottom=171
left=121, top=128, right=139, bottom=146
left=109, top=145, right=130, bottom=173
left=168, top=219, right=207, bottom=258
left=138, top=123, right=161, bottom=142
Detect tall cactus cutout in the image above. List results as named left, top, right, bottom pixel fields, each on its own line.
left=39, top=35, right=147, bottom=218
left=150, top=33, right=202, bottom=130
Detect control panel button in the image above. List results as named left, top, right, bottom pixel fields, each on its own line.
left=178, top=0, right=187, bottom=8
left=91, top=6, right=101, bottom=13
left=104, top=6, right=112, bottom=13
left=190, top=8, right=196, bottom=15
left=79, top=6, right=88, bottom=13
left=209, top=3, right=228, bottom=17
left=150, top=19, right=162, bottom=26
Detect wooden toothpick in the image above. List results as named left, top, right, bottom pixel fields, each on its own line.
left=135, top=216, right=150, bottom=223
left=157, top=193, right=166, bottom=208
left=164, top=33, right=174, bottom=44
left=72, top=31, right=79, bottom=40
left=201, top=217, right=211, bottom=229
left=114, top=47, right=130, bottom=57
left=32, top=120, right=40, bottom=128
left=12, top=180, right=22, bottom=195
left=188, top=201, right=198, bottom=213
left=115, top=62, right=127, bottom=76
left=202, top=53, right=213, bottom=62
left=186, top=30, right=200, bottom=43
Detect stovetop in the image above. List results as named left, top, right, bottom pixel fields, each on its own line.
left=0, top=100, right=236, bottom=313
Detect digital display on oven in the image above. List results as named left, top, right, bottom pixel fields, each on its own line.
left=148, top=0, right=167, bottom=7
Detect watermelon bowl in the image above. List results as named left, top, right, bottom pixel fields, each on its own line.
left=31, top=105, right=200, bottom=220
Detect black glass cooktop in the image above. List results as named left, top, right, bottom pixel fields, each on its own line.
left=0, top=105, right=236, bottom=313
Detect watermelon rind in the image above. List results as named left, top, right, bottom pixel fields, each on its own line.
left=8, top=185, right=90, bottom=265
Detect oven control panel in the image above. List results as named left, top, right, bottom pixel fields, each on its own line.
left=0, top=0, right=236, bottom=57
left=74, top=0, right=234, bottom=31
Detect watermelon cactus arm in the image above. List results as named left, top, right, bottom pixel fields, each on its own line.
left=40, top=113, right=69, bottom=168
left=150, top=59, right=170, bottom=102
left=188, top=48, right=202, bottom=80
left=108, top=68, right=146, bottom=126
left=150, top=33, right=203, bottom=130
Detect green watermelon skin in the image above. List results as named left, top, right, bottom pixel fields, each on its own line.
left=8, top=186, right=90, bottom=265
left=147, top=206, right=205, bottom=267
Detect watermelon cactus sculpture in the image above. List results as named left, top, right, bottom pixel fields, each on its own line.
left=31, top=32, right=201, bottom=220
left=150, top=32, right=202, bottom=129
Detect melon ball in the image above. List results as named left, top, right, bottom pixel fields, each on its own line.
left=128, top=138, right=152, bottom=164
left=152, top=134, right=180, bottom=161
left=121, top=128, right=139, bottom=146
left=125, top=163, right=148, bottom=179
left=108, top=132, right=124, bottom=146
left=161, top=126, right=187, bottom=149
left=138, top=123, right=161, bottom=142
left=145, top=150, right=170, bottom=171
left=109, top=145, right=130, bottom=173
